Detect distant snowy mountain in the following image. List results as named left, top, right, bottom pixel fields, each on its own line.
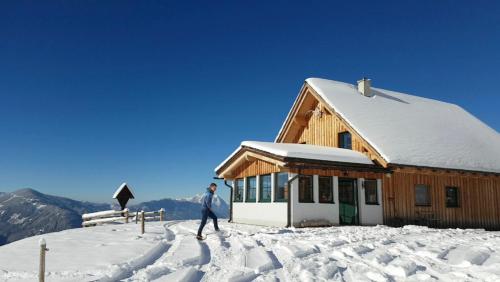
left=0, top=188, right=109, bottom=246
left=131, top=193, right=229, bottom=220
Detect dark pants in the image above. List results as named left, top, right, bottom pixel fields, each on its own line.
left=197, top=209, right=219, bottom=236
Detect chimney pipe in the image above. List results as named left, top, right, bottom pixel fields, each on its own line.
left=357, top=78, right=372, bottom=97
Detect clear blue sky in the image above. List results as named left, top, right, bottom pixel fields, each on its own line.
left=1, top=1, right=499, bottom=203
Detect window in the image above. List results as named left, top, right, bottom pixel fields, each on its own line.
left=415, top=184, right=431, bottom=206
left=364, top=179, right=378, bottom=205
left=299, top=175, right=314, bottom=203
left=445, top=187, right=459, bottom=207
left=259, top=174, right=272, bottom=202
left=338, top=131, right=352, bottom=149
left=246, top=177, right=256, bottom=202
left=274, top=172, right=288, bottom=202
left=234, top=179, right=244, bottom=202
left=318, top=176, right=334, bottom=203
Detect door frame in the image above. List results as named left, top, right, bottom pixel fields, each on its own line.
left=338, top=177, right=359, bottom=225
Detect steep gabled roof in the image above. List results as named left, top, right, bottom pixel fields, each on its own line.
left=277, top=78, right=500, bottom=173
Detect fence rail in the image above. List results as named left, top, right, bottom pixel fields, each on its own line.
left=82, top=208, right=164, bottom=227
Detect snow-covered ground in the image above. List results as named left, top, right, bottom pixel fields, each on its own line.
left=1, top=221, right=500, bottom=281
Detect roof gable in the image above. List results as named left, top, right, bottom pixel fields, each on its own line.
left=112, top=182, right=135, bottom=199
left=277, top=77, right=500, bottom=173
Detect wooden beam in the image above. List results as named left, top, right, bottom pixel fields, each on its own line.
left=293, top=116, right=308, bottom=127
left=218, top=150, right=286, bottom=179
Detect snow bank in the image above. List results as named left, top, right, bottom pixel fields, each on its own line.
left=0, top=222, right=168, bottom=281
left=1, top=221, right=500, bottom=281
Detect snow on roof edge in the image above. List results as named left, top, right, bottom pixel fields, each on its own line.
left=304, top=78, right=392, bottom=163
left=215, top=141, right=374, bottom=175
left=272, top=78, right=392, bottom=163
left=214, top=145, right=243, bottom=173
left=112, top=182, right=135, bottom=199
left=305, top=78, right=500, bottom=173
left=274, top=82, right=307, bottom=142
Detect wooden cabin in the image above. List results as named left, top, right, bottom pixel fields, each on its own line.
left=215, top=77, right=500, bottom=229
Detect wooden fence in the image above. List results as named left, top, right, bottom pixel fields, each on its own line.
left=82, top=208, right=165, bottom=227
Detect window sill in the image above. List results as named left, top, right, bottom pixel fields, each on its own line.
left=299, top=201, right=315, bottom=204
left=319, top=202, right=335, bottom=204
left=259, top=200, right=271, bottom=203
left=274, top=200, right=287, bottom=203
left=365, top=203, right=380, bottom=206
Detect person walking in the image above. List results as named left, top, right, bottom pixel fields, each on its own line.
left=197, top=183, right=219, bottom=240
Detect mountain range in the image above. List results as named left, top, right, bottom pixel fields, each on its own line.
left=0, top=188, right=229, bottom=246
left=131, top=193, right=229, bottom=221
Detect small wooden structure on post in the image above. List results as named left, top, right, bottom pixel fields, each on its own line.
left=112, top=182, right=135, bottom=210
left=81, top=182, right=168, bottom=229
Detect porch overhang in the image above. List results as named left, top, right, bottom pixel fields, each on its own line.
left=215, top=141, right=388, bottom=179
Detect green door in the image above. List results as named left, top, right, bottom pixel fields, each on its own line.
left=338, top=178, right=359, bottom=225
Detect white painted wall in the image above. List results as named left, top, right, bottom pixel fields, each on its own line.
left=231, top=174, right=382, bottom=228
left=290, top=173, right=339, bottom=226
left=232, top=202, right=287, bottom=227
left=357, top=178, right=384, bottom=225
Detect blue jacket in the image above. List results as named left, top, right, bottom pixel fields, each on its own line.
left=202, top=188, right=214, bottom=210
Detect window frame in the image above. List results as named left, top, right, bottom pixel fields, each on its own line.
left=364, top=179, right=379, bottom=205
left=234, top=178, right=244, bottom=202
left=259, top=174, right=272, bottom=202
left=245, top=176, right=257, bottom=202
left=445, top=186, right=460, bottom=208
left=298, top=175, right=314, bottom=203
left=338, top=131, right=352, bottom=150
left=318, top=176, right=334, bottom=204
left=415, top=184, right=431, bottom=206
left=274, top=172, right=288, bottom=202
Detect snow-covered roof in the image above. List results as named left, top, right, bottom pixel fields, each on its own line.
left=277, top=78, right=500, bottom=173
left=112, top=183, right=135, bottom=199
left=215, top=141, right=373, bottom=172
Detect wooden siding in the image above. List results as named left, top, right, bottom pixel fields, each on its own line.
left=383, top=168, right=500, bottom=230
left=280, top=86, right=387, bottom=167
left=232, top=158, right=282, bottom=179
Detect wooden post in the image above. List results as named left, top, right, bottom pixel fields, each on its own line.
left=159, top=208, right=164, bottom=222
left=135, top=211, right=139, bottom=224
left=39, top=238, right=48, bottom=282
left=141, top=210, right=145, bottom=234
left=124, top=209, right=129, bottom=223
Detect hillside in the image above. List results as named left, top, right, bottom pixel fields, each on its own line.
left=0, top=188, right=109, bottom=245
left=0, top=221, right=499, bottom=281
